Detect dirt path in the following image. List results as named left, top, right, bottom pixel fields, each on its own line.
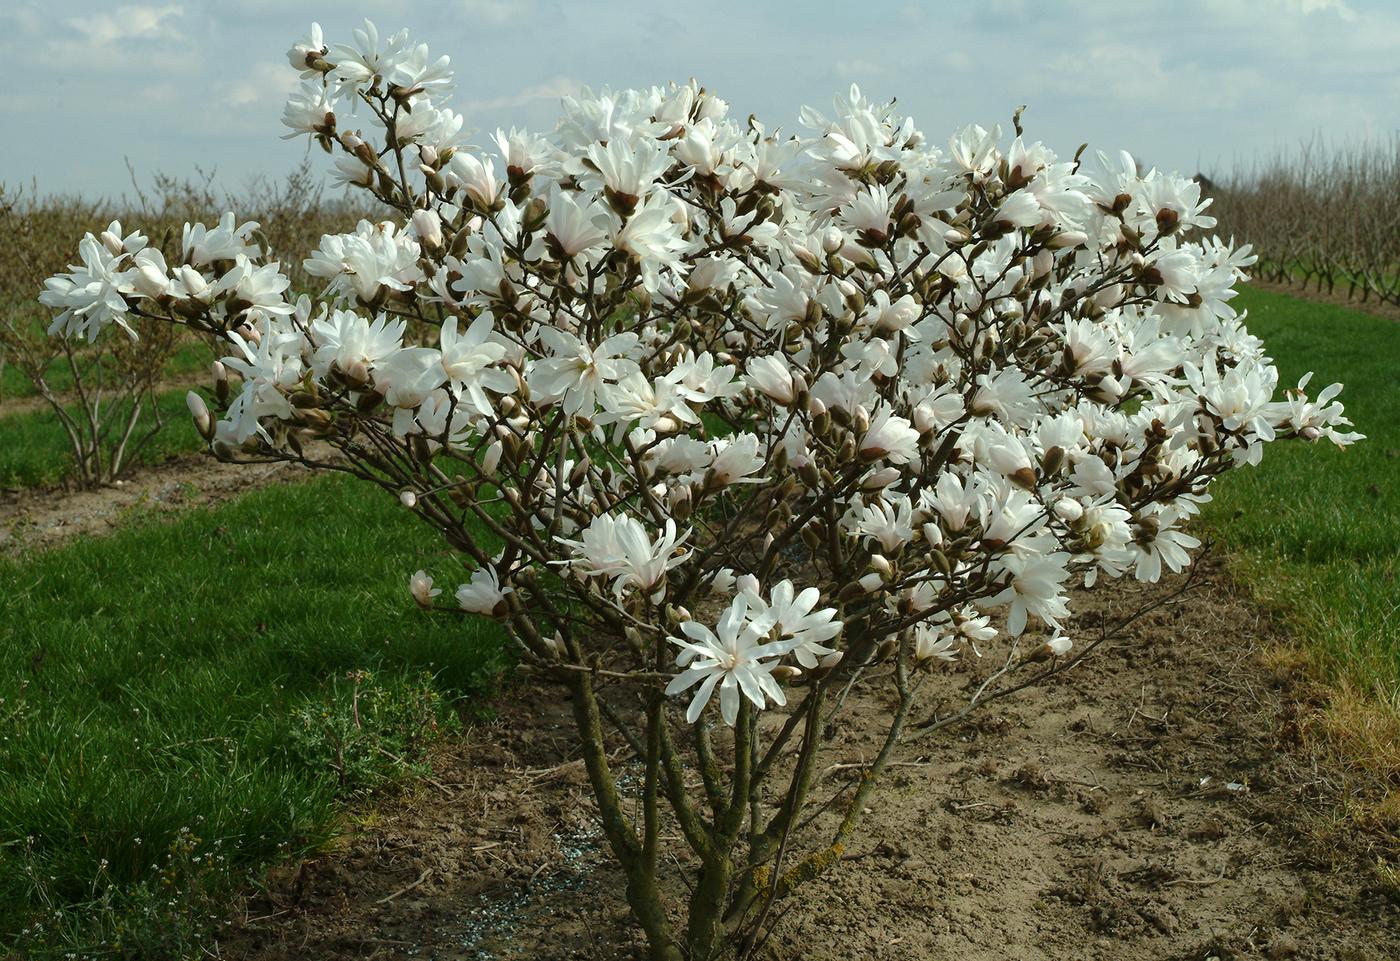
left=0, top=452, right=319, bottom=555
left=215, top=562, right=1399, bottom=961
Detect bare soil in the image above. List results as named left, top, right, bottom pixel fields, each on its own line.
left=0, top=452, right=318, bottom=556
left=215, top=562, right=1400, bottom=961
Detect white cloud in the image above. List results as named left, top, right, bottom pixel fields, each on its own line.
left=835, top=59, right=886, bottom=79
left=462, top=76, right=581, bottom=113
left=6, top=0, right=1400, bottom=196
left=226, top=61, right=299, bottom=109
left=64, top=4, right=183, bottom=47
left=0, top=3, right=45, bottom=36
left=1299, top=0, right=1359, bottom=21
left=460, top=0, right=533, bottom=25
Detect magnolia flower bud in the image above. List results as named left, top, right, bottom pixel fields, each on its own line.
left=1049, top=231, right=1088, bottom=249
left=186, top=391, right=214, bottom=440
left=857, top=571, right=884, bottom=593
left=409, top=570, right=439, bottom=608
left=1052, top=497, right=1084, bottom=522
left=1010, top=467, right=1039, bottom=490
left=131, top=263, right=169, bottom=300
left=399, top=489, right=418, bottom=509
left=821, top=226, right=844, bottom=254
left=912, top=403, right=937, bottom=435
left=1024, top=633, right=1074, bottom=664
left=343, top=360, right=370, bottom=388
left=420, top=165, right=446, bottom=194
left=1032, top=248, right=1054, bottom=280
left=861, top=467, right=902, bottom=490
left=852, top=405, right=871, bottom=436
left=177, top=265, right=210, bottom=300
left=209, top=361, right=230, bottom=405
left=482, top=440, right=504, bottom=475
left=411, top=209, right=444, bottom=250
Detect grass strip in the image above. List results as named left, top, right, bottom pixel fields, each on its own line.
left=0, top=473, right=506, bottom=956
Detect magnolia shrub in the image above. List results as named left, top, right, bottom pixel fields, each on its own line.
left=40, top=20, right=1361, bottom=959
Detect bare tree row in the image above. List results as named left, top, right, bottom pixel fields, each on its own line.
left=1207, top=135, right=1400, bottom=307
left=0, top=163, right=372, bottom=487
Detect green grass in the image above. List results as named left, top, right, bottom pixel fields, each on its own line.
left=0, top=474, right=506, bottom=956
left=0, top=331, right=210, bottom=402
left=0, top=389, right=208, bottom=487
left=1206, top=286, right=1400, bottom=702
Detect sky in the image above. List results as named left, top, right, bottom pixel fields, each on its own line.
left=3, top=0, right=1396, bottom=199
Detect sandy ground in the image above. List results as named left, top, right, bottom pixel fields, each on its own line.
left=4, top=369, right=1393, bottom=959
left=213, top=561, right=1399, bottom=961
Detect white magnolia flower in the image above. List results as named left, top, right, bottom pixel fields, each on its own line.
left=992, top=553, right=1072, bottom=636
left=585, top=136, right=672, bottom=201
left=529, top=329, right=640, bottom=416
left=558, top=514, right=690, bottom=598
left=1131, top=506, right=1201, bottom=583
left=375, top=347, right=448, bottom=435
left=219, top=327, right=302, bottom=442
left=311, top=309, right=405, bottom=380
left=40, top=234, right=134, bottom=340
left=183, top=213, right=260, bottom=267
left=438, top=314, right=512, bottom=414
left=855, top=497, right=915, bottom=553
left=706, top=434, right=765, bottom=487
left=546, top=186, right=610, bottom=259
left=213, top=256, right=294, bottom=322
left=282, top=81, right=335, bottom=140
left=665, top=596, right=797, bottom=725
left=447, top=153, right=500, bottom=210
left=287, top=22, right=328, bottom=76
left=860, top=410, right=920, bottom=465
left=612, top=191, right=692, bottom=292
left=304, top=221, right=423, bottom=304
left=739, top=578, right=842, bottom=669
left=913, top=625, right=959, bottom=665
left=743, top=354, right=798, bottom=405
left=456, top=565, right=513, bottom=615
